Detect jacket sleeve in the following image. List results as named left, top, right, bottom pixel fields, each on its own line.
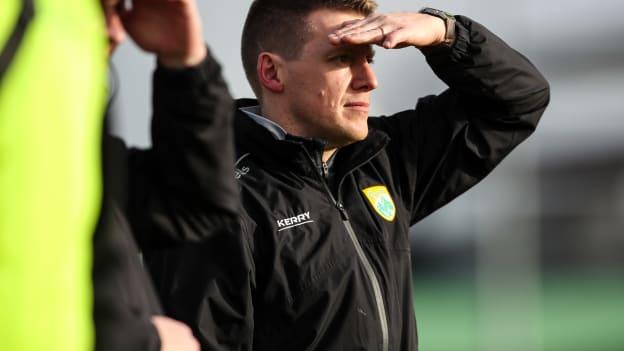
left=127, top=47, right=239, bottom=248
left=145, top=215, right=256, bottom=351
left=93, top=203, right=162, bottom=351
left=369, top=15, right=550, bottom=225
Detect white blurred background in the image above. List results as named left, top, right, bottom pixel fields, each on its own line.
left=110, top=1, right=624, bottom=350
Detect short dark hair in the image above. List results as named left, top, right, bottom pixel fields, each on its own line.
left=241, top=0, right=377, bottom=97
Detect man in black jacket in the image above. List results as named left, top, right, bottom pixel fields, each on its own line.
left=148, top=0, right=550, bottom=350
left=95, top=1, right=237, bottom=351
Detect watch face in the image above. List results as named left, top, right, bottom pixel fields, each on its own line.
left=420, top=7, right=453, bottom=20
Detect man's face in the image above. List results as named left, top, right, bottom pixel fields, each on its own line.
left=101, top=0, right=126, bottom=56
left=280, top=8, right=378, bottom=148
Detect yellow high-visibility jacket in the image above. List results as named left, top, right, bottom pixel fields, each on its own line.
left=0, top=1, right=106, bottom=350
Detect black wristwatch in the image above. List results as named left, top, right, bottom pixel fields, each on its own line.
left=419, top=7, right=456, bottom=46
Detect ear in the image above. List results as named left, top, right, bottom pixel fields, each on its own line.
left=257, top=52, right=285, bottom=94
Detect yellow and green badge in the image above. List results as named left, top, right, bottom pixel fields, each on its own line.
left=362, top=185, right=396, bottom=222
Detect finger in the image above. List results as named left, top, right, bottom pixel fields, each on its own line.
left=331, top=14, right=383, bottom=37
left=338, top=27, right=388, bottom=45
left=333, top=18, right=390, bottom=43
left=329, top=14, right=393, bottom=45
left=380, top=28, right=410, bottom=49
left=337, top=18, right=363, bottom=29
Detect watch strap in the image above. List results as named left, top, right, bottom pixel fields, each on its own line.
left=419, top=7, right=456, bottom=46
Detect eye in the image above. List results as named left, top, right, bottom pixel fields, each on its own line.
left=331, top=54, right=353, bottom=65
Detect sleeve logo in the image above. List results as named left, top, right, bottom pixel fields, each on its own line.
left=362, top=185, right=396, bottom=222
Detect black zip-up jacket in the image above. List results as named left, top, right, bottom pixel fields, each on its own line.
left=147, top=16, right=550, bottom=351
left=94, top=50, right=237, bottom=351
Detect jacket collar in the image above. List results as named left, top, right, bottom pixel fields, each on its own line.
left=234, top=98, right=390, bottom=179
left=239, top=105, right=287, bottom=140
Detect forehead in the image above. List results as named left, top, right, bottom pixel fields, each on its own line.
left=307, top=8, right=365, bottom=32
left=301, top=8, right=368, bottom=54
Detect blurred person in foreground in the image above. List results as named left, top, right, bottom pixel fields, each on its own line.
left=1, top=1, right=106, bottom=350
left=95, top=0, right=236, bottom=350
left=147, top=0, right=550, bottom=350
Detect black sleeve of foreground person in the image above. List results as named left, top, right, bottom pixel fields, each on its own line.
left=93, top=129, right=163, bottom=351
left=128, top=47, right=238, bottom=248
left=369, top=15, right=550, bottom=225
left=146, top=220, right=255, bottom=351
left=93, top=200, right=162, bottom=351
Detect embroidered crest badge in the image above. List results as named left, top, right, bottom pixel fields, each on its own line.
left=362, top=185, right=396, bottom=222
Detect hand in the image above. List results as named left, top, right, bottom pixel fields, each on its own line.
left=328, top=12, right=446, bottom=50
left=151, top=316, right=200, bottom=351
left=118, top=0, right=206, bottom=68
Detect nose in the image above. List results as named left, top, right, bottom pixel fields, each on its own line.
left=351, top=59, right=378, bottom=92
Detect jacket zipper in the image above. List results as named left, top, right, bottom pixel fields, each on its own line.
left=321, top=161, right=330, bottom=179
left=336, top=203, right=390, bottom=351
left=306, top=149, right=390, bottom=351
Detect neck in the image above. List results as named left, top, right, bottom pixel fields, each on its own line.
left=260, top=101, right=338, bottom=162
left=260, top=103, right=300, bottom=135
left=322, top=148, right=337, bottom=163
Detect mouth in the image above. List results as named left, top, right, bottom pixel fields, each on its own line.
left=344, top=101, right=370, bottom=112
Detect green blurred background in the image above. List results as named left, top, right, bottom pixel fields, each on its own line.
left=413, top=274, right=624, bottom=351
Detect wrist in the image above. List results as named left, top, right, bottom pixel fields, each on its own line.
left=419, top=8, right=456, bottom=47
left=154, top=46, right=215, bottom=95
left=158, top=45, right=207, bottom=69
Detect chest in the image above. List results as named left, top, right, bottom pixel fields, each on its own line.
left=241, top=162, right=411, bottom=294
